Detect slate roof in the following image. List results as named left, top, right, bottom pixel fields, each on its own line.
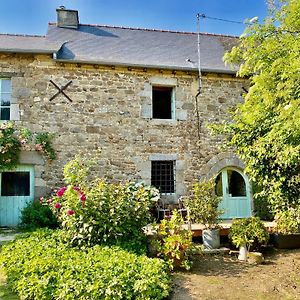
left=0, top=23, right=239, bottom=74
left=0, top=34, right=60, bottom=54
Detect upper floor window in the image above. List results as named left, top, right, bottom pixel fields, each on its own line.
left=151, top=160, right=175, bottom=194
left=0, top=79, right=11, bottom=120
left=152, top=86, right=174, bottom=119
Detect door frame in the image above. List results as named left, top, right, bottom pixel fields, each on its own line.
left=218, top=167, right=252, bottom=219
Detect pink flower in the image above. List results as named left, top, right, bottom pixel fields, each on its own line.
left=47, top=198, right=53, bottom=204
left=67, top=209, right=75, bottom=216
left=39, top=197, right=44, bottom=203
left=57, top=187, right=67, bottom=197
left=54, top=203, right=61, bottom=209
left=73, top=186, right=80, bottom=192
left=79, top=194, right=86, bottom=201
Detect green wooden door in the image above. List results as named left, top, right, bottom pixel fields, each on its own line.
left=216, top=168, right=252, bottom=219
left=0, top=165, right=35, bottom=227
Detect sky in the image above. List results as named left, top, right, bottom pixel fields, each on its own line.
left=0, top=0, right=269, bottom=37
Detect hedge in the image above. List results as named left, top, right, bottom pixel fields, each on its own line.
left=0, top=230, right=170, bottom=300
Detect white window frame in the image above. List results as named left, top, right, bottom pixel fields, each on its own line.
left=0, top=78, right=11, bottom=121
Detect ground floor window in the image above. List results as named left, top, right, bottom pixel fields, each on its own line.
left=151, top=160, right=175, bottom=194
left=1, top=171, right=30, bottom=196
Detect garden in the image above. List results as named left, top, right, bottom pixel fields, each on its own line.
left=0, top=154, right=299, bottom=299
left=0, top=1, right=300, bottom=299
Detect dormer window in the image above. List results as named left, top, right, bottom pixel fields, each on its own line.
left=0, top=79, right=11, bottom=120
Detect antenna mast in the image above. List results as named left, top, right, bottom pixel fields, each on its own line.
left=196, top=13, right=203, bottom=95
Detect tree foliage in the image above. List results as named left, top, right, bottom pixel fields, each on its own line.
left=216, top=0, right=300, bottom=211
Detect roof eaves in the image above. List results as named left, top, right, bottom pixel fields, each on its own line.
left=54, top=58, right=237, bottom=75
left=0, top=48, right=57, bottom=54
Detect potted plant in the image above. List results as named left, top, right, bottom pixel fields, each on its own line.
left=185, top=178, right=223, bottom=249
left=151, top=210, right=194, bottom=270
left=271, top=206, right=300, bottom=249
left=229, top=217, right=269, bottom=261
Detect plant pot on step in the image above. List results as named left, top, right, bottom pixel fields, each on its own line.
left=202, top=228, right=220, bottom=249
left=238, top=244, right=248, bottom=261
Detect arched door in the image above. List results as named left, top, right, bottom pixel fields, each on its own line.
left=215, top=168, right=252, bottom=219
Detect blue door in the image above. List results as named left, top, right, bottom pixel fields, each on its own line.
left=216, top=168, right=252, bottom=219
left=0, top=165, right=35, bottom=227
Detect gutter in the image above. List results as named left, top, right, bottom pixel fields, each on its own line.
left=0, top=48, right=58, bottom=54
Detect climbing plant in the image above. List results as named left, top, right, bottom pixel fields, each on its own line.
left=211, top=0, right=300, bottom=212
left=0, top=122, right=56, bottom=171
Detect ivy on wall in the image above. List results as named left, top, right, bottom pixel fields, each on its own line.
left=0, top=122, right=56, bottom=171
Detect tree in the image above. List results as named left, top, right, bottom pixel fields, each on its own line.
left=215, top=0, right=300, bottom=212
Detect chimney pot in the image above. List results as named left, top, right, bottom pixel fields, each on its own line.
left=56, top=7, right=79, bottom=29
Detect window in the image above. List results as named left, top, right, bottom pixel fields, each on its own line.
left=1, top=171, right=30, bottom=196
left=228, top=170, right=246, bottom=197
left=151, top=161, right=175, bottom=194
left=152, top=86, right=174, bottom=119
left=215, top=173, right=223, bottom=197
left=0, top=79, right=11, bottom=120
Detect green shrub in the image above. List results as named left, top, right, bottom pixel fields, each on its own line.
left=44, top=156, right=159, bottom=250
left=275, top=207, right=300, bottom=234
left=0, top=229, right=170, bottom=300
left=151, top=210, right=194, bottom=270
left=185, top=178, right=223, bottom=229
left=252, top=183, right=274, bottom=221
left=20, top=201, right=58, bottom=230
left=253, top=195, right=274, bottom=221
left=229, top=217, right=269, bottom=250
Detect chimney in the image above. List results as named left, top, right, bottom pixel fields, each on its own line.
left=56, top=6, right=79, bottom=29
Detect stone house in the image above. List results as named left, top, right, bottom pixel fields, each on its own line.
left=0, top=7, right=252, bottom=226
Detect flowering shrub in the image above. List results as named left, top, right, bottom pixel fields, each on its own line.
left=0, top=229, right=170, bottom=300
left=45, top=156, right=159, bottom=250
left=0, top=122, right=56, bottom=170
left=0, top=122, right=20, bottom=171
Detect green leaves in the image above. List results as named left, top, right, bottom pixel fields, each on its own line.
left=229, top=217, right=269, bottom=249
left=151, top=210, right=194, bottom=270
left=216, top=0, right=300, bottom=212
left=275, top=207, right=300, bottom=234
left=0, top=229, right=170, bottom=299
left=185, top=178, right=223, bottom=229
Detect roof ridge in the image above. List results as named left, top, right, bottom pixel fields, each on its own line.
left=0, top=33, right=46, bottom=38
left=48, top=22, right=239, bottom=38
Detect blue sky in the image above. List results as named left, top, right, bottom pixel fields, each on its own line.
left=0, top=0, right=268, bottom=36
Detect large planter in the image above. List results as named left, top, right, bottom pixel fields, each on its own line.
left=270, top=233, right=300, bottom=249
left=202, top=228, right=220, bottom=249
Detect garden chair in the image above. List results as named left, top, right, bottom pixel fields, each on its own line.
left=156, top=199, right=171, bottom=220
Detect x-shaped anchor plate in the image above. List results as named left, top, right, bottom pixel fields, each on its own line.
left=49, top=80, right=73, bottom=102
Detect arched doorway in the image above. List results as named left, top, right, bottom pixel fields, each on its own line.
left=215, top=168, right=252, bottom=219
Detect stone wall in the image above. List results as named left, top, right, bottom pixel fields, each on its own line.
left=0, top=53, right=246, bottom=201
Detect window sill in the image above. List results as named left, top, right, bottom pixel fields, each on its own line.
left=150, top=118, right=177, bottom=126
